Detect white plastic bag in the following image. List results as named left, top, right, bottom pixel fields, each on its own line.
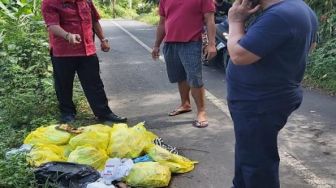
left=101, top=158, right=134, bottom=185
left=86, top=178, right=116, bottom=188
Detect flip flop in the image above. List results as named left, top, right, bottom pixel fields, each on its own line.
left=168, top=108, right=192, bottom=116
left=192, top=120, right=209, bottom=128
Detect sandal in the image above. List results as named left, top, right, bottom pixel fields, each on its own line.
left=192, top=120, right=209, bottom=128
left=168, top=108, right=192, bottom=116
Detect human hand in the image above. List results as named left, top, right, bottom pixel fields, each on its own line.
left=152, top=46, right=160, bottom=60
left=67, top=33, right=81, bottom=44
left=228, top=0, right=260, bottom=23
left=101, top=40, right=110, bottom=52
left=204, top=45, right=217, bottom=60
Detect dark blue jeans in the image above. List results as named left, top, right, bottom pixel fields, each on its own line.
left=228, top=101, right=300, bottom=188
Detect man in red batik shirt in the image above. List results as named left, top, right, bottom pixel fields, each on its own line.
left=41, top=0, right=127, bottom=123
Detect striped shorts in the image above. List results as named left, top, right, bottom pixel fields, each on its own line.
left=162, top=41, right=203, bottom=88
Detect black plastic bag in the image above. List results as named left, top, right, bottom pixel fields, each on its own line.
left=34, top=162, right=100, bottom=188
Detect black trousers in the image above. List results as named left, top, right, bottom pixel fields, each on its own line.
left=51, top=54, right=112, bottom=117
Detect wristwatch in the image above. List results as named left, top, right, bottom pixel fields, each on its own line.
left=101, top=38, right=108, bottom=42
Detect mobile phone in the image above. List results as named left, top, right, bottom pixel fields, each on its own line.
left=250, top=0, right=260, bottom=7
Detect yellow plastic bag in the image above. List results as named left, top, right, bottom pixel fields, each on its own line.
left=24, top=125, right=72, bottom=145
left=69, top=131, right=109, bottom=150
left=59, top=144, right=73, bottom=159
left=80, top=124, right=112, bottom=134
left=67, top=146, right=108, bottom=170
left=107, top=122, right=156, bottom=158
left=27, top=144, right=65, bottom=167
left=146, top=145, right=197, bottom=173
left=125, top=162, right=171, bottom=188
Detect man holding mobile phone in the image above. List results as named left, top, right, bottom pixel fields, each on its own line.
left=41, top=0, right=127, bottom=123
left=227, top=0, right=318, bottom=187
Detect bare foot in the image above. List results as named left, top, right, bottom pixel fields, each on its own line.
left=169, top=105, right=192, bottom=116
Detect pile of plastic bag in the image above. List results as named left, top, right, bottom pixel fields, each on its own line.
left=24, top=122, right=197, bottom=187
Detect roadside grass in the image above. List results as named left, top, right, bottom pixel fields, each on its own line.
left=135, top=10, right=159, bottom=25
left=0, top=80, right=93, bottom=187
left=305, top=37, right=336, bottom=95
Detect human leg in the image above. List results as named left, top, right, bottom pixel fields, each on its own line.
left=229, top=102, right=299, bottom=188
left=76, top=55, right=126, bottom=122
left=178, top=41, right=207, bottom=124
left=51, top=56, right=78, bottom=122
left=162, top=43, right=192, bottom=116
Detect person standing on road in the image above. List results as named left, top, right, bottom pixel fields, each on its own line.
left=41, top=0, right=127, bottom=123
left=226, top=0, right=318, bottom=187
left=152, top=0, right=217, bottom=128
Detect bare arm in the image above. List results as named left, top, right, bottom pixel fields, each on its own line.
left=93, top=21, right=110, bottom=52
left=154, top=16, right=166, bottom=48
left=204, top=12, right=216, bottom=47
left=48, top=25, right=68, bottom=39
left=227, top=22, right=260, bottom=65
left=152, top=16, right=166, bottom=60
left=48, top=25, right=81, bottom=44
left=93, top=21, right=105, bottom=41
left=204, top=12, right=217, bottom=60
left=227, top=0, right=260, bottom=65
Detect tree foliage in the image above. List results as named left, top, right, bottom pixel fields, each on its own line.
left=0, top=0, right=57, bottom=128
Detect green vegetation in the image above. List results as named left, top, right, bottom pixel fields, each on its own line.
left=0, top=0, right=335, bottom=187
left=94, top=0, right=159, bottom=23
left=0, top=1, right=49, bottom=186
left=135, top=8, right=159, bottom=25
left=305, top=0, right=336, bottom=95
left=0, top=0, right=91, bottom=187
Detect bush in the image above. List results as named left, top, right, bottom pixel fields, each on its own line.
left=135, top=8, right=159, bottom=25
left=114, top=5, right=138, bottom=18
left=306, top=37, right=336, bottom=94
left=0, top=0, right=91, bottom=187
left=304, top=2, right=336, bottom=94
left=0, top=15, right=57, bottom=128
left=136, top=3, right=153, bottom=14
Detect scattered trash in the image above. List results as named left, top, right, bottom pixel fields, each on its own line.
left=125, top=162, right=171, bottom=188
left=28, top=144, right=65, bottom=167
left=56, top=124, right=84, bottom=134
left=146, top=145, right=197, bottom=173
left=24, top=122, right=197, bottom=187
left=5, top=144, right=32, bottom=158
left=34, top=162, right=100, bottom=188
left=101, top=158, right=134, bottom=184
left=133, top=154, right=153, bottom=163
left=154, top=137, right=179, bottom=154
left=86, top=179, right=116, bottom=188
left=24, top=125, right=71, bottom=145
left=68, top=146, right=108, bottom=170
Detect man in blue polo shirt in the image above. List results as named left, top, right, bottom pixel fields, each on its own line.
left=227, top=0, right=318, bottom=187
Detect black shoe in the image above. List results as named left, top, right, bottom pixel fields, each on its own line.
left=60, top=114, right=75, bottom=123
left=98, top=113, right=127, bottom=123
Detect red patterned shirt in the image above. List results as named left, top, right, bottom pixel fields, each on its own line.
left=41, top=0, right=100, bottom=57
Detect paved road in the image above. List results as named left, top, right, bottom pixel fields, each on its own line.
left=96, top=19, right=336, bottom=188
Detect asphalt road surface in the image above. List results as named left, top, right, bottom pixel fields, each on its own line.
left=95, top=19, right=336, bottom=188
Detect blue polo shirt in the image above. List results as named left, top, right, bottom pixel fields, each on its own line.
left=226, top=0, right=318, bottom=112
